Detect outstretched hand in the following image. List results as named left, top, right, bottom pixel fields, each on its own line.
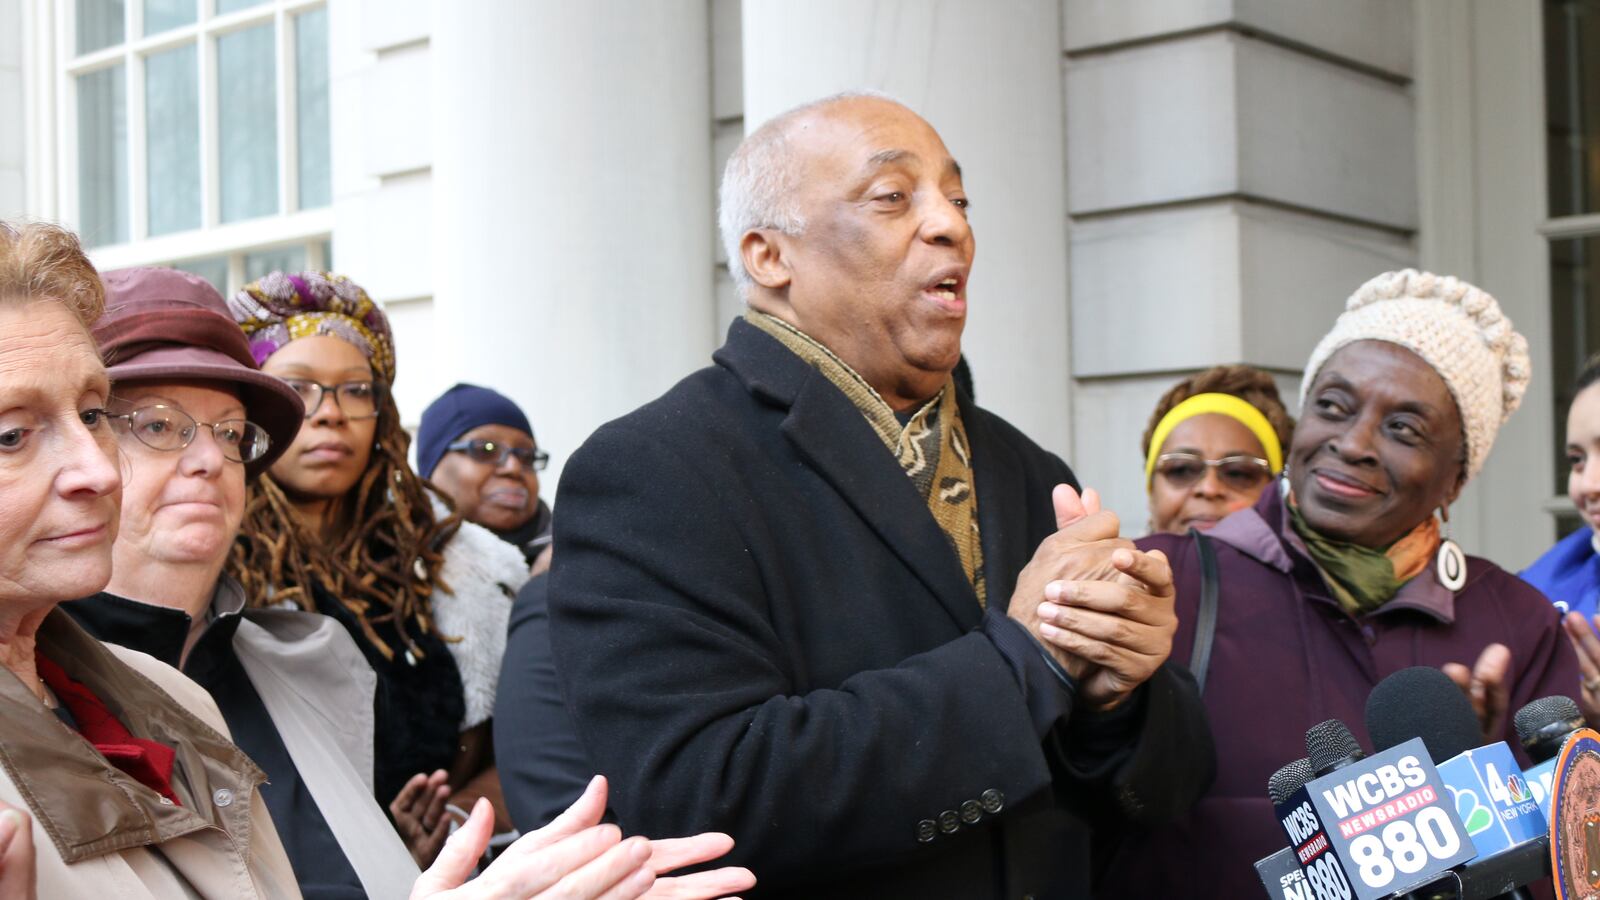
left=1563, top=612, right=1600, bottom=725
left=392, top=769, right=454, bottom=868
left=1442, top=643, right=1512, bottom=743
left=410, top=776, right=755, bottom=900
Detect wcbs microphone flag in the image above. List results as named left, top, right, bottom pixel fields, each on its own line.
left=1277, top=737, right=1475, bottom=899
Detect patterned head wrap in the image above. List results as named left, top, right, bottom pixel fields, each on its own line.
left=228, top=271, right=396, bottom=383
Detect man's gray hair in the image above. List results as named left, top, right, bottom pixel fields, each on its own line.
left=718, top=89, right=899, bottom=297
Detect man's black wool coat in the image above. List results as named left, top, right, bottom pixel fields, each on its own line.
left=547, top=319, right=1215, bottom=899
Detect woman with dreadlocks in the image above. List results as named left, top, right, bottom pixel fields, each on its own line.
left=225, top=271, right=529, bottom=867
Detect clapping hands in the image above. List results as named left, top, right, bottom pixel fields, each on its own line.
left=411, top=775, right=755, bottom=900
left=1007, top=485, right=1178, bottom=710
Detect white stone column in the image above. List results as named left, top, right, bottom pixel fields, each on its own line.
left=430, top=1, right=714, bottom=479
left=1062, top=0, right=1419, bottom=530
left=1415, top=0, right=1556, bottom=568
left=740, top=0, right=1076, bottom=459
left=0, top=0, right=25, bottom=219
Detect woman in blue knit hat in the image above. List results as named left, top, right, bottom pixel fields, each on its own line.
left=419, top=383, right=552, bottom=573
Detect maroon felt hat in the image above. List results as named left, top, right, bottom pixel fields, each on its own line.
left=95, top=267, right=305, bottom=477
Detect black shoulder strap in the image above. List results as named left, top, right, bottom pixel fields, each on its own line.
left=1189, top=528, right=1220, bottom=695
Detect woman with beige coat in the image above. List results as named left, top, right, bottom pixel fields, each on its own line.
left=0, top=221, right=755, bottom=900
left=0, top=224, right=299, bottom=896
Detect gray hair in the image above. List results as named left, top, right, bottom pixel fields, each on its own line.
left=718, top=89, right=899, bottom=297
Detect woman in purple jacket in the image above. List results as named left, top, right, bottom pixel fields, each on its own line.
left=1096, top=269, right=1580, bottom=899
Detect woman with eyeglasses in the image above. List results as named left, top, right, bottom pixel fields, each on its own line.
left=413, top=385, right=591, bottom=835
left=418, top=383, right=553, bottom=573
left=226, top=272, right=530, bottom=869
left=1140, top=365, right=1295, bottom=535
left=64, top=265, right=427, bottom=897
left=1099, top=270, right=1581, bottom=897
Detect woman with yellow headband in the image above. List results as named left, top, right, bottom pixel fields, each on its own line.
left=1098, top=270, right=1583, bottom=898
left=1140, top=365, right=1295, bottom=535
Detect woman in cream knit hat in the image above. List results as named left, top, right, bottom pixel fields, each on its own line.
left=1098, top=269, right=1580, bottom=899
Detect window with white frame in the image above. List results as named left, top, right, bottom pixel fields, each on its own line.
left=63, top=0, right=330, bottom=293
left=1546, top=0, right=1600, bottom=535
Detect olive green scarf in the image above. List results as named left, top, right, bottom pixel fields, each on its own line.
left=746, top=310, right=987, bottom=606
left=1287, top=502, right=1440, bottom=617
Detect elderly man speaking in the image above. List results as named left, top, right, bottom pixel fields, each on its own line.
left=547, top=93, right=1214, bottom=899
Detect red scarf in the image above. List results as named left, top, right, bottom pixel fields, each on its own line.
left=36, top=655, right=181, bottom=806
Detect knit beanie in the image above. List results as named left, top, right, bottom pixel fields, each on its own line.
left=417, top=383, right=535, bottom=479
left=1300, top=269, right=1530, bottom=481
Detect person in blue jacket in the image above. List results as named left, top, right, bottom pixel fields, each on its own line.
left=1524, top=355, right=1600, bottom=718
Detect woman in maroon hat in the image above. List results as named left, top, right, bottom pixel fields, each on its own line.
left=65, top=265, right=423, bottom=898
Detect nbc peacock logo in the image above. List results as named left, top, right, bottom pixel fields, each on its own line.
left=1506, top=773, right=1531, bottom=804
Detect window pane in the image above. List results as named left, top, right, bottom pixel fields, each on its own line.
left=295, top=7, right=331, bottom=210
left=76, top=0, right=125, bottom=55
left=1551, top=234, right=1600, bottom=492
left=319, top=238, right=333, bottom=269
left=215, top=0, right=267, bottom=13
left=142, top=0, right=194, bottom=36
left=1546, top=0, right=1600, bottom=217
left=172, top=257, right=229, bottom=294
left=146, top=44, right=201, bottom=236
left=77, top=65, right=129, bottom=247
left=244, top=246, right=306, bottom=282
left=217, top=24, right=278, bottom=223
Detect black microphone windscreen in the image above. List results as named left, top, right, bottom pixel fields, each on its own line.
left=1267, top=758, right=1315, bottom=805
left=1513, top=694, right=1584, bottom=762
left=1365, top=666, right=1482, bottom=761
left=1306, top=719, right=1362, bottom=774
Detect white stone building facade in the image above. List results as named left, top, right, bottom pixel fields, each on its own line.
left=2, top=0, right=1595, bottom=569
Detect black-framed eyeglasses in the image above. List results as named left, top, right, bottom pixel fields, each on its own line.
left=1153, top=452, right=1272, bottom=491
left=109, top=405, right=271, bottom=464
left=280, top=379, right=381, bottom=420
left=446, top=438, right=549, bottom=472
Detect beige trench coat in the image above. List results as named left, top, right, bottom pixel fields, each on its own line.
left=0, top=609, right=300, bottom=899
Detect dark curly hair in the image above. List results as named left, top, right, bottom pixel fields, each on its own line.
left=1141, top=364, right=1297, bottom=461
left=228, top=384, right=462, bottom=661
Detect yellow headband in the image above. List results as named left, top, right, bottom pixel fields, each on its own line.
left=1144, top=392, right=1284, bottom=487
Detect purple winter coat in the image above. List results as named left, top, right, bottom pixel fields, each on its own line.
left=1096, top=482, right=1578, bottom=899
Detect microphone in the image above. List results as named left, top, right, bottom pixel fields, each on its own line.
left=1515, top=696, right=1584, bottom=762
left=1308, top=719, right=1367, bottom=775
left=1367, top=668, right=1546, bottom=861
left=1271, top=718, right=1472, bottom=899
left=1366, top=668, right=1548, bottom=900
left=1271, top=758, right=1317, bottom=808
left=1367, top=668, right=1483, bottom=765
left=1258, top=760, right=1319, bottom=899
left=1512, top=695, right=1584, bottom=818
